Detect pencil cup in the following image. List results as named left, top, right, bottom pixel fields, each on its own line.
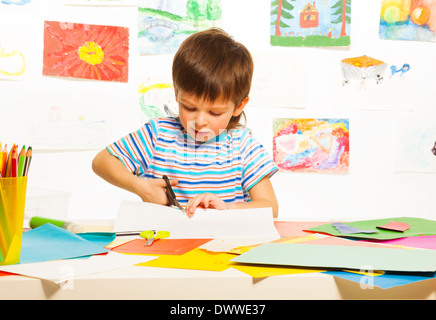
left=0, top=177, right=27, bottom=265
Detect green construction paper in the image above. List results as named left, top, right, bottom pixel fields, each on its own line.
left=231, top=243, right=436, bottom=272
left=307, top=217, right=436, bottom=240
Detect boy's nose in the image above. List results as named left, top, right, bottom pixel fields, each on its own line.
left=194, top=112, right=207, bottom=128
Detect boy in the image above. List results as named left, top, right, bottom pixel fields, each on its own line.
left=92, top=28, right=279, bottom=217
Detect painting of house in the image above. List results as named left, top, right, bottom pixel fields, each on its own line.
left=300, top=2, right=319, bottom=28
left=271, top=0, right=351, bottom=47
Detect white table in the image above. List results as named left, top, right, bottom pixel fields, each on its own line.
left=1, top=220, right=436, bottom=300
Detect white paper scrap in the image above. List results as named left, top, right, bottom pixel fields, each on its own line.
left=0, top=252, right=155, bottom=284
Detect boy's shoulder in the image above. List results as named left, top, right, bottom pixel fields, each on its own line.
left=146, top=116, right=183, bottom=132
left=229, top=125, right=253, bottom=140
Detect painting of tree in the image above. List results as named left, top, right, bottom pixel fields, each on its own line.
left=271, top=0, right=296, bottom=36
left=332, top=0, right=351, bottom=37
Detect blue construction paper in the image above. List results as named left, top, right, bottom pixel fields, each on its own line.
left=325, top=270, right=436, bottom=289
left=77, top=232, right=116, bottom=248
left=20, top=223, right=109, bottom=264
left=332, top=223, right=377, bottom=234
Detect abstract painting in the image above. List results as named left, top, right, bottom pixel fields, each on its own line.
left=273, top=118, right=350, bottom=173
left=138, top=0, right=222, bottom=54
left=379, top=0, right=436, bottom=42
left=43, top=21, right=129, bottom=82
left=271, top=0, right=351, bottom=47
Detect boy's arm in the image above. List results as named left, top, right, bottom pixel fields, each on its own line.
left=92, top=149, right=176, bottom=205
left=228, top=176, right=279, bottom=218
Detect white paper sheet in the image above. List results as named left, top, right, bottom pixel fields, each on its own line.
left=394, top=116, right=436, bottom=173
left=112, top=200, right=280, bottom=240
left=0, top=252, right=155, bottom=284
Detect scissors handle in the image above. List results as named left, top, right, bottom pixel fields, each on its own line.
left=140, top=230, right=170, bottom=246
left=163, top=175, right=177, bottom=206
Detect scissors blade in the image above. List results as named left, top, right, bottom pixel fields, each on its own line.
left=163, top=175, right=186, bottom=214
left=173, top=199, right=186, bottom=214
left=145, top=238, right=155, bottom=246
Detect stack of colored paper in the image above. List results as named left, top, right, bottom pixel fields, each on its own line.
left=229, top=217, right=436, bottom=289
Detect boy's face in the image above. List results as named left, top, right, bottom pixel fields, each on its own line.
left=176, top=89, right=247, bottom=142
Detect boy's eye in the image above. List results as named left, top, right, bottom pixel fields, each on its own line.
left=183, top=105, right=195, bottom=112
left=210, top=111, right=222, bottom=117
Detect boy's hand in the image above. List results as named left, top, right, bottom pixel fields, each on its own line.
left=186, top=193, right=228, bottom=216
left=135, top=177, right=178, bottom=206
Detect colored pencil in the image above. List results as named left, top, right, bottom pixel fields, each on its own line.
left=0, top=143, right=3, bottom=178
left=11, top=146, right=18, bottom=178
left=1, top=144, right=7, bottom=178
left=17, top=146, right=26, bottom=177
left=23, top=146, right=32, bottom=177
left=5, top=144, right=14, bottom=178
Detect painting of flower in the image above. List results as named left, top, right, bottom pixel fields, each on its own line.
left=43, top=21, right=129, bottom=82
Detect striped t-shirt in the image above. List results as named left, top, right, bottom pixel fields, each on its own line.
left=107, top=117, right=278, bottom=205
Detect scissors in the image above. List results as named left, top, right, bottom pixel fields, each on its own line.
left=163, top=175, right=186, bottom=214
left=140, top=230, right=170, bottom=246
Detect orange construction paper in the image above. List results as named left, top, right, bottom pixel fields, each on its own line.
left=111, top=238, right=212, bottom=255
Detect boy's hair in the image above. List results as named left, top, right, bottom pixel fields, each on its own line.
left=172, top=28, right=253, bottom=129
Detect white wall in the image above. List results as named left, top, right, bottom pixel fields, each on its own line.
left=1, top=0, right=435, bottom=221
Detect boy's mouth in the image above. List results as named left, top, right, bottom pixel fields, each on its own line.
left=192, top=129, right=212, bottom=141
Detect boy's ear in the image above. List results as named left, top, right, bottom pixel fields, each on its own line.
left=174, top=87, right=178, bottom=101
left=233, top=96, right=249, bottom=117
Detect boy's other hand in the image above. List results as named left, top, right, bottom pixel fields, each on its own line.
left=186, top=193, right=228, bottom=216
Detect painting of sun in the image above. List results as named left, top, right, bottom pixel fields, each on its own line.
left=43, top=21, right=129, bottom=82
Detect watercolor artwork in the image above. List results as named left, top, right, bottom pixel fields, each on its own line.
left=273, top=118, right=350, bottom=174
left=137, top=79, right=178, bottom=122
left=0, top=25, right=31, bottom=80
left=379, top=0, right=436, bottom=42
left=1, top=0, right=31, bottom=5
left=25, top=91, right=111, bottom=150
left=64, top=0, right=137, bottom=5
left=394, top=117, right=436, bottom=173
left=334, top=54, right=416, bottom=110
left=138, top=0, right=222, bottom=54
left=271, top=0, right=351, bottom=47
left=43, top=21, right=129, bottom=82
left=249, top=51, right=307, bottom=108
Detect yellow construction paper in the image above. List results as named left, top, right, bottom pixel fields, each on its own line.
left=231, top=264, right=325, bottom=278
left=229, top=235, right=319, bottom=254
left=137, top=249, right=235, bottom=272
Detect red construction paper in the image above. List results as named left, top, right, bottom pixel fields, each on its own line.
left=111, top=238, right=212, bottom=255
left=377, top=221, right=410, bottom=232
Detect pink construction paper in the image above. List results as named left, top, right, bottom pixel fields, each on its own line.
left=274, top=221, right=328, bottom=237
left=366, top=235, right=436, bottom=250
